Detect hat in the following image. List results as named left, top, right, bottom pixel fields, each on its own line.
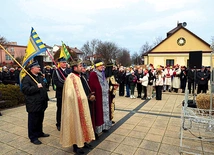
left=94, top=59, right=104, bottom=67
left=45, top=65, right=51, bottom=68
left=70, top=58, right=82, bottom=67
left=58, top=57, right=67, bottom=62
left=201, top=66, right=205, bottom=68
left=28, top=61, right=40, bottom=69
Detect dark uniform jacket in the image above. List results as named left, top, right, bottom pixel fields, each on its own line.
left=52, top=68, right=71, bottom=98
left=197, top=70, right=209, bottom=85
left=22, top=72, right=49, bottom=113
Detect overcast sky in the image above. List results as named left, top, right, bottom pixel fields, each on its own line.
left=0, top=0, right=213, bottom=54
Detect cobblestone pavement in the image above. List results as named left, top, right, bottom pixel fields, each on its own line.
left=0, top=88, right=214, bottom=155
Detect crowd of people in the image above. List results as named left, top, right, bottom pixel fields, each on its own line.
left=19, top=58, right=118, bottom=155
left=1, top=59, right=211, bottom=154
left=114, top=64, right=211, bottom=100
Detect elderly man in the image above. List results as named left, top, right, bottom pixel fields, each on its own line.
left=89, top=59, right=112, bottom=139
left=197, top=66, right=209, bottom=94
left=53, top=57, right=72, bottom=131
left=22, top=61, right=49, bottom=145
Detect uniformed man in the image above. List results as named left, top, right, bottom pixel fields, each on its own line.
left=53, top=57, right=71, bottom=131
left=22, top=61, right=49, bottom=145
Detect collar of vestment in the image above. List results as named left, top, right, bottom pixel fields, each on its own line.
left=72, top=71, right=80, bottom=77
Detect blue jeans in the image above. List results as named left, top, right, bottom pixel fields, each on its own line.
left=126, top=84, right=130, bottom=96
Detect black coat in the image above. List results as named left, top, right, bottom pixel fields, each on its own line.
left=148, top=71, right=155, bottom=85
left=52, top=68, right=71, bottom=98
left=117, top=71, right=126, bottom=84
left=197, top=70, right=209, bottom=85
left=22, top=73, right=49, bottom=113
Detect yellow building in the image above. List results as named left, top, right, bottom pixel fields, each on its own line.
left=143, top=23, right=212, bottom=68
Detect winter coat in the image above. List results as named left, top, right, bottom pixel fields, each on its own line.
left=22, top=72, right=49, bottom=113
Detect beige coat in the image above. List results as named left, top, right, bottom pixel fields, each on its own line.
left=60, top=73, right=95, bottom=148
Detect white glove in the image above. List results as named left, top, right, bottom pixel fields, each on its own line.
left=37, top=83, right=43, bottom=88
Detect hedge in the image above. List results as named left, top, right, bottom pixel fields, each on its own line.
left=0, top=84, right=25, bottom=109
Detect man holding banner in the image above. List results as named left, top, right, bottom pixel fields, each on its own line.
left=22, top=61, right=49, bottom=145
left=53, top=42, right=72, bottom=131
left=53, top=57, right=71, bottom=131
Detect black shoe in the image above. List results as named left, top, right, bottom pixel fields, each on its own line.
left=84, top=142, right=93, bottom=149
left=57, top=126, right=60, bottom=131
left=168, top=89, right=171, bottom=92
left=125, top=95, right=130, bottom=97
left=141, top=97, right=146, bottom=100
left=137, top=96, right=141, bottom=98
left=112, top=121, right=115, bottom=124
left=73, top=145, right=84, bottom=154
left=0, top=112, right=2, bottom=116
left=102, top=129, right=109, bottom=133
left=39, top=133, right=50, bottom=137
left=95, top=133, right=99, bottom=140
left=31, top=139, right=42, bottom=145
left=76, top=149, right=85, bottom=155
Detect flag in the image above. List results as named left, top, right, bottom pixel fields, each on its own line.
left=19, top=27, right=47, bottom=85
left=59, top=41, right=71, bottom=60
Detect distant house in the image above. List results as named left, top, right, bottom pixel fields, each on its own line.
left=143, top=23, right=212, bottom=68
left=0, top=42, right=84, bottom=66
left=70, top=47, right=84, bottom=60
left=0, top=42, right=26, bottom=66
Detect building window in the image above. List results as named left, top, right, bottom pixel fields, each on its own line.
left=6, top=54, right=13, bottom=60
left=166, top=59, right=174, bottom=66
left=10, top=47, right=14, bottom=52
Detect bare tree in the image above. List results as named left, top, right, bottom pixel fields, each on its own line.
left=95, top=41, right=119, bottom=64
left=152, top=36, right=163, bottom=47
left=0, top=36, right=9, bottom=47
left=117, top=48, right=131, bottom=67
left=131, top=52, right=142, bottom=65
left=140, top=41, right=152, bottom=56
left=81, top=39, right=100, bottom=60
left=211, top=36, right=214, bottom=50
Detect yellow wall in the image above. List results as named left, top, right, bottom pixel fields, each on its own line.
left=146, top=53, right=213, bottom=67
left=152, top=29, right=211, bottom=52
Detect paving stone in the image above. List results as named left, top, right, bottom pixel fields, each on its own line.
left=139, top=140, right=160, bottom=152
left=0, top=143, right=14, bottom=154
left=159, top=143, right=180, bottom=155
left=128, top=130, right=146, bottom=139
left=113, top=144, right=137, bottom=155
left=3, top=149, right=30, bottom=155
left=134, top=148, right=157, bottom=155
left=148, top=127, right=166, bottom=136
left=88, top=148, right=111, bottom=155
left=97, top=140, right=120, bottom=152
left=113, top=128, right=132, bottom=136
left=144, top=133, right=163, bottom=143
left=121, top=136, right=142, bottom=147
left=105, top=133, right=126, bottom=143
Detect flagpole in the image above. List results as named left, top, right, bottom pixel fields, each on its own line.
left=45, top=50, right=66, bottom=80
left=0, top=44, right=38, bottom=84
